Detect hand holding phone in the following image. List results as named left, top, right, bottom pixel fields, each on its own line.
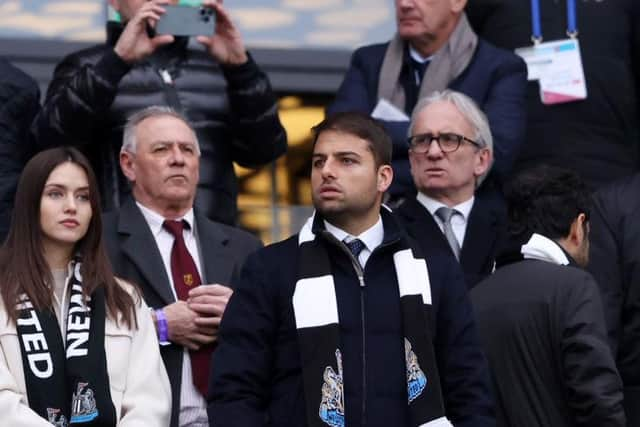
left=195, top=1, right=248, bottom=66
left=114, top=0, right=175, bottom=64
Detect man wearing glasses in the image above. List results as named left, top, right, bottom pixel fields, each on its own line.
left=328, top=0, right=527, bottom=205
left=396, top=90, right=505, bottom=288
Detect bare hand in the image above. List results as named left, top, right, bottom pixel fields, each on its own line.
left=163, top=300, right=216, bottom=350
left=188, top=284, right=233, bottom=317
left=114, top=0, right=174, bottom=64
left=196, top=1, right=248, bottom=66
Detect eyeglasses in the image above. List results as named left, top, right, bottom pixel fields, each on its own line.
left=408, top=132, right=481, bottom=153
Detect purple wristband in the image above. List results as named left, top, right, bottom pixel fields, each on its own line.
left=155, top=308, right=170, bottom=345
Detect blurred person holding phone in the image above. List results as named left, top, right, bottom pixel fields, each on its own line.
left=34, top=0, right=286, bottom=226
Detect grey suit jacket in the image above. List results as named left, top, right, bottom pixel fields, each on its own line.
left=102, top=198, right=262, bottom=427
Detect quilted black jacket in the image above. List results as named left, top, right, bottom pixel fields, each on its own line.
left=33, top=22, right=286, bottom=224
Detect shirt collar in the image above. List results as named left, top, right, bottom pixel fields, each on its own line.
left=323, top=216, right=384, bottom=253
left=408, top=45, right=433, bottom=64
left=136, top=202, right=195, bottom=237
left=416, top=192, right=475, bottom=221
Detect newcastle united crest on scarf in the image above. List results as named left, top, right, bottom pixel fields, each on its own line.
left=71, top=382, right=99, bottom=423
left=405, top=338, right=427, bottom=402
left=47, top=407, right=68, bottom=427
left=319, top=349, right=345, bottom=427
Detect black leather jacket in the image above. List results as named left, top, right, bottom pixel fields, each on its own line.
left=34, top=22, right=286, bottom=224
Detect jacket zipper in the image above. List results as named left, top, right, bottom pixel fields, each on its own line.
left=345, top=246, right=367, bottom=426
left=359, top=278, right=367, bottom=426
left=323, top=233, right=399, bottom=426
left=350, top=241, right=396, bottom=426
left=157, top=67, right=184, bottom=112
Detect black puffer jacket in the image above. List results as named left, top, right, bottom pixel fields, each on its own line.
left=33, top=22, right=287, bottom=224
left=0, top=58, right=40, bottom=241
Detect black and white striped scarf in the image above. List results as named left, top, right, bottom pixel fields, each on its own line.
left=292, top=212, right=453, bottom=427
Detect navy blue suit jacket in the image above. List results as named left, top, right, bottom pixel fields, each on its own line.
left=328, top=39, right=527, bottom=197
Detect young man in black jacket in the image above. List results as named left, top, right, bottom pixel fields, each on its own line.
left=33, top=0, right=286, bottom=225
left=209, top=112, right=494, bottom=427
left=471, top=166, right=625, bottom=427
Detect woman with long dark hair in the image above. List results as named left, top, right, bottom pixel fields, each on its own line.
left=0, top=147, right=171, bottom=426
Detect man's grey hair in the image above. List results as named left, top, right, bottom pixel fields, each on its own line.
left=409, top=90, right=493, bottom=186
left=121, top=106, right=200, bottom=155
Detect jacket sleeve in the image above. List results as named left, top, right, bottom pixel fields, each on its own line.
left=561, top=272, right=626, bottom=426
left=32, top=49, right=131, bottom=150
left=0, top=71, right=40, bottom=241
left=586, top=190, right=624, bottom=354
left=118, top=297, right=172, bottom=426
left=328, top=48, right=410, bottom=165
left=222, top=54, right=287, bottom=168
left=633, top=2, right=640, bottom=149
left=434, top=257, right=495, bottom=427
left=0, top=341, right=52, bottom=426
left=482, top=54, right=528, bottom=183
left=207, top=251, right=276, bottom=427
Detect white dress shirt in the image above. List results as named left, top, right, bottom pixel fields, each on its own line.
left=324, top=216, right=384, bottom=268
left=416, top=193, right=475, bottom=250
left=408, top=46, right=433, bottom=85
left=137, top=203, right=209, bottom=427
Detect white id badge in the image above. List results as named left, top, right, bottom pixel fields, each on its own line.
left=515, top=38, right=587, bottom=105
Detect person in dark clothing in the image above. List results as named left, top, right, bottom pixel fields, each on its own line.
left=466, top=0, right=640, bottom=188
left=33, top=0, right=286, bottom=225
left=471, top=165, right=625, bottom=427
left=0, top=58, right=40, bottom=241
left=209, top=112, right=495, bottom=427
left=587, top=173, right=640, bottom=426
left=396, top=90, right=506, bottom=288
left=328, top=0, right=527, bottom=201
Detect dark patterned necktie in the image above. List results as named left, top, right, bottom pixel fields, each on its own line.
left=163, top=219, right=213, bottom=397
left=411, top=58, right=430, bottom=86
left=344, top=238, right=366, bottom=263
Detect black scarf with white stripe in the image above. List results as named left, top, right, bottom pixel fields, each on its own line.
left=293, top=211, right=452, bottom=427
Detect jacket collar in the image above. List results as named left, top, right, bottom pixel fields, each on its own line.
left=116, top=198, right=232, bottom=304
left=496, top=233, right=580, bottom=269
left=306, top=206, right=404, bottom=248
